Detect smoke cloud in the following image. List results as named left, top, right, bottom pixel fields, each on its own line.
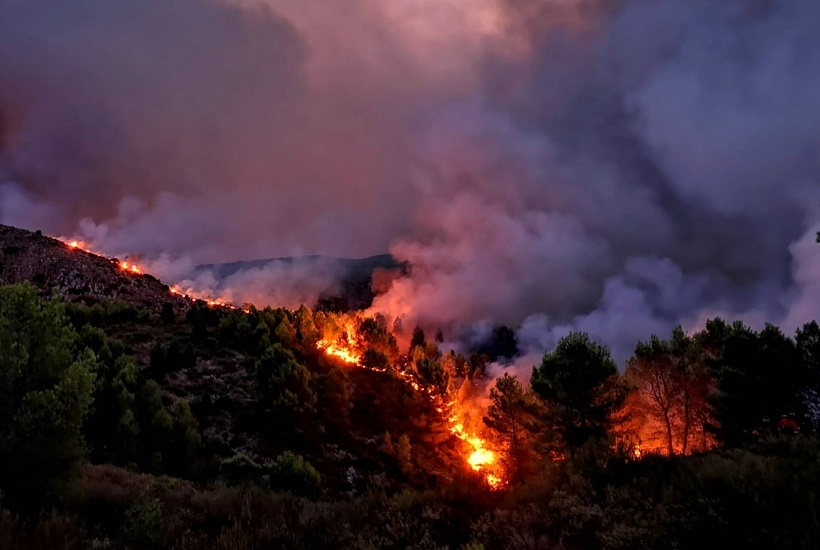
left=1, top=0, right=819, bottom=363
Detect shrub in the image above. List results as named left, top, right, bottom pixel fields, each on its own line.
left=269, top=451, right=321, bottom=497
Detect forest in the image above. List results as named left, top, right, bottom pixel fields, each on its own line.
left=1, top=281, right=819, bottom=549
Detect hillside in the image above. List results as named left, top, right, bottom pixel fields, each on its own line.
left=0, top=223, right=472, bottom=491
left=0, top=224, right=191, bottom=315
left=3, top=222, right=820, bottom=549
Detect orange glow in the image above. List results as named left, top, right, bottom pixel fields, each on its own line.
left=58, top=236, right=239, bottom=309
left=119, top=261, right=142, bottom=274
left=449, top=418, right=503, bottom=488
left=63, top=238, right=100, bottom=255
left=315, top=323, right=504, bottom=489
left=316, top=320, right=363, bottom=365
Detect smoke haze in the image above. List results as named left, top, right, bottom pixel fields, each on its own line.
left=1, top=0, right=819, bottom=362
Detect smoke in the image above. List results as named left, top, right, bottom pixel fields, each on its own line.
left=1, top=0, right=819, bottom=364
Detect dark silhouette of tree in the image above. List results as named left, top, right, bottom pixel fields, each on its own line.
left=701, top=319, right=806, bottom=445
left=160, top=302, right=176, bottom=323
left=477, top=325, right=519, bottom=361
left=323, top=367, right=353, bottom=433
left=796, top=321, right=820, bottom=429
left=410, top=325, right=426, bottom=353
left=531, top=332, right=628, bottom=453
left=484, top=373, right=536, bottom=484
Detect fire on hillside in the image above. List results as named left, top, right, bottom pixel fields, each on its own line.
left=317, top=322, right=504, bottom=489
left=60, top=233, right=511, bottom=486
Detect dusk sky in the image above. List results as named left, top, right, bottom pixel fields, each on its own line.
left=1, top=0, right=819, bottom=360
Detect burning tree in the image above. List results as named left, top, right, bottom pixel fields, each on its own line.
left=625, top=327, right=713, bottom=455
left=484, top=373, right=537, bottom=484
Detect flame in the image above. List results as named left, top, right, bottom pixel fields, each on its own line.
left=316, top=320, right=363, bottom=365
left=59, top=236, right=240, bottom=309
left=63, top=231, right=501, bottom=485
left=449, top=418, right=503, bottom=488
left=119, top=260, right=142, bottom=274
left=315, top=322, right=504, bottom=489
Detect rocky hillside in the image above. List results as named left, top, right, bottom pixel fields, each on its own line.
left=0, top=223, right=191, bottom=314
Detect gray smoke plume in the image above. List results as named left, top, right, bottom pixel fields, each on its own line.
left=1, top=0, right=818, bottom=363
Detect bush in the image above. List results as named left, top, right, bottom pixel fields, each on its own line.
left=219, top=454, right=265, bottom=487
left=122, top=498, right=163, bottom=548
left=269, top=451, right=321, bottom=497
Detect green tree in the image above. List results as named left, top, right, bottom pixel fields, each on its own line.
left=362, top=348, right=390, bottom=371
left=484, top=373, right=536, bottom=484
left=219, top=453, right=265, bottom=486
left=295, top=305, right=319, bottom=344
left=256, top=344, right=316, bottom=427
left=531, top=333, right=628, bottom=453
left=323, top=367, right=353, bottom=432
left=269, top=451, right=321, bottom=497
left=0, top=284, right=96, bottom=514
left=415, top=357, right=448, bottom=394
left=356, top=317, right=399, bottom=360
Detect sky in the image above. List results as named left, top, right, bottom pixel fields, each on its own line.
left=1, top=0, right=819, bottom=362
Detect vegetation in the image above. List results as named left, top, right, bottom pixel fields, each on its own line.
left=1, top=281, right=819, bottom=548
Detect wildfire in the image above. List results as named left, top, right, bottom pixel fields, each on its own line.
left=64, top=239, right=101, bottom=256
left=316, top=320, right=363, bottom=365
left=449, top=418, right=503, bottom=488
left=119, top=260, right=142, bottom=274
left=315, top=326, right=504, bottom=489
left=61, top=236, right=239, bottom=309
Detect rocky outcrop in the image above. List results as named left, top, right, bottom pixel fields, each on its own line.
left=0, top=224, right=191, bottom=314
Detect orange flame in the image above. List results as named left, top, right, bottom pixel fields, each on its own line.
left=316, top=320, right=362, bottom=365
left=315, top=323, right=504, bottom=489
left=119, top=261, right=142, bottom=274
left=59, top=236, right=239, bottom=309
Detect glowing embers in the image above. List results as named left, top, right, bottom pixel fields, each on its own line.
left=317, top=339, right=362, bottom=365
left=64, top=239, right=102, bottom=256
left=448, top=416, right=503, bottom=489
left=119, top=260, right=142, bottom=274
left=316, top=321, right=362, bottom=365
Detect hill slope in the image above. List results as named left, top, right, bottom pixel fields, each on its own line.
left=0, top=222, right=470, bottom=494
left=0, top=223, right=190, bottom=315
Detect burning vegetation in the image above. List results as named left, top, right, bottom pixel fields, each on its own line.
left=316, top=318, right=504, bottom=488
left=1, top=224, right=820, bottom=548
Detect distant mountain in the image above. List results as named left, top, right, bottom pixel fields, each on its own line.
left=197, top=254, right=407, bottom=312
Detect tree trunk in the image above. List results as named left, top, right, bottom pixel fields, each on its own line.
left=663, top=409, right=674, bottom=456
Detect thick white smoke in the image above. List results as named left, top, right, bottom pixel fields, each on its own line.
left=1, top=0, right=818, bottom=363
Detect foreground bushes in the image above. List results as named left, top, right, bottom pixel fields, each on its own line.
left=4, top=441, right=818, bottom=550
